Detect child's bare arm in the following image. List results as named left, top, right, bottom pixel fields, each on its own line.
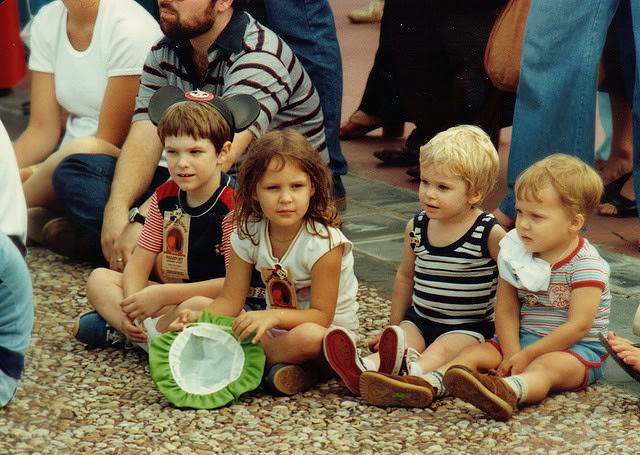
left=122, top=247, right=156, bottom=297
left=121, top=278, right=225, bottom=322
left=168, top=250, right=253, bottom=331
left=487, top=222, right=507, bottom=262
left=390, top=220, right=417, bottom=325
left=495, top=278, right=522, bottom=375
left=369, top=220, right=415, bottom=351
left=233, top=244, right=343, bottom=344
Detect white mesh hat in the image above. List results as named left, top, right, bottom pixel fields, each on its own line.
left=149, top=312, right=265, bottom=409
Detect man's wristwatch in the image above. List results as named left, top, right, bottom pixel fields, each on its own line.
left=128, top=207, right=146, bottom=225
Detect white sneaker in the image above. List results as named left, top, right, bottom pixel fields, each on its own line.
left=377, top=325, right=406, bottom=375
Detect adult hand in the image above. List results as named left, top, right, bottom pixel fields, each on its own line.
left=121, top=316, right=147, bottom=343
left=101, top=204, right=129, bottom=270
left=120, top=285, right=165, bottom=322
left=108, top=221, right=143, bottom=272
left=232, top=310, right=280, bottom=344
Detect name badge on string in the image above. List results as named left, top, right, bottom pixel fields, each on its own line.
left=162, top=208, right=190, bottom=282
left=261, top=263, right=297, bottom=309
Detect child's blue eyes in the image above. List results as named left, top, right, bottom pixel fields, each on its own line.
left=420, top=181, right=449, bottom=190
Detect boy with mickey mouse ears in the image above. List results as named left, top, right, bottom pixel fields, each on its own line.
left=73, top=87, right=259, bottom=350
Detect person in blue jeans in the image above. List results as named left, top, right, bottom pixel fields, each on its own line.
left=495, top=0, right=640, bottom=237
left=248, top=0, right=347, bottom=202
left=0, top=120, right=33, bottom=408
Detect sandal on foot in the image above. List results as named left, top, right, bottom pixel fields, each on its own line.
left=598, top=332, right=640, bottom=383
left=373, top=147, right=419, bottom=166
left=602, top=172, right=631, bottom=202
left=598, top=194, right=637, bottom=218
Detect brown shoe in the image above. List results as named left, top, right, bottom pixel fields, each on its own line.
left=27, top=207, right=58, bottom=245
left=266, top=363, right=319, bottom=396
left=359, top=371, right=435, bottom=408
left=443, top=365, right=517, bottom=421
left=42, top=216, right=93, bottom=259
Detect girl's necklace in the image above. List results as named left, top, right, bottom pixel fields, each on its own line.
left=271, top=234, right=296, bottom=243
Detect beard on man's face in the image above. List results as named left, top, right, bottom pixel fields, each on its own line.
left=159, top=2, right=216, bottom=40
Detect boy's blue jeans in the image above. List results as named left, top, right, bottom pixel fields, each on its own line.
left=499, top=0, right=640, bottom=218
left=0, top=233, right=33, bottom=407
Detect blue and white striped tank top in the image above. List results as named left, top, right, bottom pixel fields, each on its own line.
left=410, top=211, right=499, bottom=325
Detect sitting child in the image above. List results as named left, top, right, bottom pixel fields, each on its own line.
left=170, top=129, right=359, bottom=396
left=323, top=125, right=505, bottom=398
left=74, top=91, right=253, bottom=349
left=359, top=154, right=610, bottom=421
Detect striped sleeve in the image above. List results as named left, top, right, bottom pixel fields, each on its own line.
left=221, top=211, right=236, bottom=268
left=136, top=193, right=163, bottom=253
left=225, top=52, right=293, bottom=137
left=132, top=49, right=166, bottom=122
left=570, top=255, right=608, bottom=291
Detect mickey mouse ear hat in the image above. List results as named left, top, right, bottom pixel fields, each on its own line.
left=149, top=312, right=265, bottom=409
left=148, top=86, right=260, bottom=141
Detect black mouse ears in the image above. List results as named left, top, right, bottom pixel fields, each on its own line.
left=148, top=86, right=260, bottom=140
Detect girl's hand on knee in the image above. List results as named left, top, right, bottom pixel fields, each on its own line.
left=232, top=310, right=280, bottom=344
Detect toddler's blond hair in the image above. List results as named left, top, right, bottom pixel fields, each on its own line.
left=515, top=154, right=603, bottom=219
left=419, top=125, right=499, bottom=202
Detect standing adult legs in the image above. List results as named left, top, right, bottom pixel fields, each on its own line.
left=498, top=0, right=618, bottom=222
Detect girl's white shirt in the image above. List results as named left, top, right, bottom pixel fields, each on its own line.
left=232, top=218, right=359, bottom=331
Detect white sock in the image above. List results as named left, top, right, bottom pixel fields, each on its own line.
left=421, top=371, right=446, bottom=398
left=408, top=361, right=423, bottom=377
left=503, top=375, right=528, bottom=404
left=361, top=356, right=376, bottom=371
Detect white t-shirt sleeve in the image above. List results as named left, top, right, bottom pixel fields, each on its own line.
left=103, top=4, right=161, bottom=77
left=305, top=226, right=353, bottom=266
left=27, top=2, right=63, bottom=73
left=230, top=231, right=257, bottom=265
left=0, top=121, right=27, bottom=243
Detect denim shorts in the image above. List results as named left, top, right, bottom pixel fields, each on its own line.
left=403, top=306, right=495, bottom=346
left=487, top=331, right=608, bottom=389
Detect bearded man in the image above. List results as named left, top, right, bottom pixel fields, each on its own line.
left=50, top=0, right=331, bottom=268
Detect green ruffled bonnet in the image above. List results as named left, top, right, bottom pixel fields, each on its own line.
left=149, top=312, right=265, bottom=409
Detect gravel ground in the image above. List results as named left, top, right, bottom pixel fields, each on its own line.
left=1, top=247, right=639, bottom=454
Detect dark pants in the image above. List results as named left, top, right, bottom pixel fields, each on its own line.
left=360, top=0, right=512, bottom=150
left=52, top=153, right=170, bottom=259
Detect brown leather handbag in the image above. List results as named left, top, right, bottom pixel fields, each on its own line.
left=484, top=0, right=532, bottom=92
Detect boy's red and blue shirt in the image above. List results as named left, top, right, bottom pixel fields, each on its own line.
left=137, top=174, right=235, bottom=282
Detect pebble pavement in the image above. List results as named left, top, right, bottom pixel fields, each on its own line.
left=1, top=247, right=639, bottom=454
